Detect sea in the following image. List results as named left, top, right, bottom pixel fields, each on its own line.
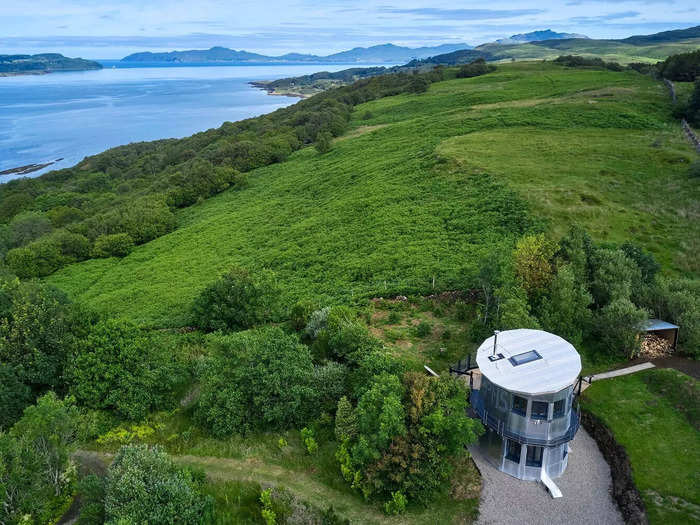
left=0, top=61, right=380, bottom=183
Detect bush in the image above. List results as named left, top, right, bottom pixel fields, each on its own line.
left=0, top=277, right=89, bottom=391
left=67, top=319, right=184, bottom=420
left=290, top=299, right=317, bottom=331
left=191, top=266, right=281, bottom=332
left=384, top=491, right=407, bottom=515
left=456, top=58, right=496, bottom=78
left=92, top=233, right=135, bottom=258
left=334, top=396, right=357, bottom=442
left=595, top=298, right=648, bottom=357
left=539, top=264, right=593, bottom=347
left=0, top=393, right=79, bottom=525
left=338, top=373, right=483, bottom=504
left=104, top=445, right=212, bottom=524
left=415, top=320, right=432, bottom=338
left=196, top=327, right=318, bottom=436
left=315, top=131, right=333, bottom=154
left=76, top=474, right=105, bottom=525
left=301, top=427, right=318, bottom=454
left=0, top=363, right=32, bottom=431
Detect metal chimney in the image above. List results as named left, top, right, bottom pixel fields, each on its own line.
left=492, top=330, right=500, bottom=356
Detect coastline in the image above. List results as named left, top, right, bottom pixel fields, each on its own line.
left=0, top=159, right=62, bottom=177
left=0, top=71, right=50, bottom=77
left=248, top=80, right=311, bottom=99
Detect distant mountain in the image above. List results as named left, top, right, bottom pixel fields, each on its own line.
left=121, top=43, right=473, bottom=64
left=621, top=25, right=700, bottom=45
left=0, top=53, right=102, bottom=74
left=495, top=30, right=588, bottom=45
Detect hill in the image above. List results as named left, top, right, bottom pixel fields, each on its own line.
left=122, top=43, right=472, bottom=64
left=0, top=53, right=102, bottom=74
left=495, top=29, right=588, bottom=45
left=45, top=62, right=699, bottom=327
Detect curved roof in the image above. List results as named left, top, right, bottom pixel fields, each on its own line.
left=476, top=329, right=581, bottom=395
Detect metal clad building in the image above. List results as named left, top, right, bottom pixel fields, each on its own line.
left=470, top=329, right=581, bottom=482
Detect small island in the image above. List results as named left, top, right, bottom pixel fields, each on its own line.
left=0, top=53, right=102, bottom=76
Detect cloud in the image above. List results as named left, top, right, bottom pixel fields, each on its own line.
left=571, top=11, right=640, bottom=24
left=378, top=7, right=546, bottom=20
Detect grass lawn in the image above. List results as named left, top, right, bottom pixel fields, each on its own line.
left=581, top=368, right=700, bottom=524
left=46, top=62, right=699, bottom=328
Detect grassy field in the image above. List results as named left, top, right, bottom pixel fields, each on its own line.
left=581, top=369, right=700, bottom=524
left=46, top=62, right=699, bottom=327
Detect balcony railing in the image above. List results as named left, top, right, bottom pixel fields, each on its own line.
left=470, top=389, right=580, bottom=447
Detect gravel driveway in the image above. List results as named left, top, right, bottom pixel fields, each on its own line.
left=470, top=428, right=623, bottom=525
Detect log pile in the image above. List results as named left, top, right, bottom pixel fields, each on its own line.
left=640, top=334, right=673, bottom=359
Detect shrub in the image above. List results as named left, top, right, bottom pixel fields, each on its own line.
left=305, top=306, right=331, bottom=339
left=408, top=76, right=430, bottom=93
left=259, top=488, right=276, bottom=525
left=0, top=277, right=88, bottom=391
left=315, top=131, right=333, bottom=154
left=196, top=327, right=318, bottom=436
left=301, top=427, right=318, bottom=454
left=67, top=319, right=184, bottom=420
left=104, top=445, right=212, bottom=524
left=335, top=396, right=357, bottom=442
left=539, top=264, right=593, bottom=347
left=339, top=373, right=483, bottom=505
left=513, top=233, right=557, bottom=298
left=313, top=361, right=349, bottom=413
left=290, top=299, right=317, bottom=331
left=92, top=233, right=134, bottom=258
left=0, top=363, right=32, bottom=431
left=415, top=320, right=432, bottom=338
left=595, top=298, right=648, bottom=357
left=590, top=248, right=640, bottom=307
left=646, top=277, right=700, bottom=357
left=384, top=491, right=407, bottom=515
left=456, top=58, right=496, bottom=78
left=76, top=474, right=105, bottom=525
left=0, top=393, right=79, bottom=525
left=191, top=266, right=281, bottom=332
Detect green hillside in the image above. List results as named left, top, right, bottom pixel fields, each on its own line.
left=46, top=62, right=699, bottom=327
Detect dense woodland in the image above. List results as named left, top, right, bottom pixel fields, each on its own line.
left=1, top=52, right=699, bottom=524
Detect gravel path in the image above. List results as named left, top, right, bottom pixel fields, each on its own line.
left=470, top=428, right=623, bottom=525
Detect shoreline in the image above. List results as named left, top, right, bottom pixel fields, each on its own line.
left=0, top=159, right=63, bottom=177
left=248, top=81, right=310, bottom=99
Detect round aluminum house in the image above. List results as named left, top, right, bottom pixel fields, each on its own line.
left=470, top=329, right=581, bottom=482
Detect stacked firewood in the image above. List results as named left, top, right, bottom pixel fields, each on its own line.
left=640, top=334, right=673, bottom=358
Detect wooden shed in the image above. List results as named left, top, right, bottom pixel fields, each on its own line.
left=643, top=319, right=679, bottom=350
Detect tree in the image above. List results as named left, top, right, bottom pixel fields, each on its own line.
left=92, top=233, right=134, bottom=258
left=0, top=277, right=88, bottom=392
left=104, top=445, right=212, bottom=524
left=335, top=396, right=357, bottom=442
left=589, top=248, right=640, bottom=307
left=0, top=363, right=32, bottom=431
left=338, top=373, right=483, bottom=506
left=315, top=131, right=333, bottom=154
left=196, top=327, right=318, bottom=436
left=496, top=285, right=541, bottom=330
left=513, top=234, right=557, bottom=298
left=67, top=319, right=183, bottom=420
left=595, top=298, right=648, bottom=357
left=0, top=393, right=79, bottom=525
left=191, top=266, right=281, bottom=332
left=539, top=265, right=593, bottom=346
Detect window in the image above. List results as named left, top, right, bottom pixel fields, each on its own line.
left=509, top=350, right=542, bottom=366
left=512, top=395, right=527, bottom=416
left=553, top=399, right=565, bottom=418
left=531, top=401, right=548, bottom=420
left=526, top=445, right=543, bottom=467
left=506, top=439, right=521, bottom=464
left=563, top=447, right=568, bottom=460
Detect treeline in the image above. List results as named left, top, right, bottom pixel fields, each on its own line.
left=0, top=67, right=451, bottom=278
left=468, top=227, right=699, bottom=359
left=553, top=55, right=626, bottom=71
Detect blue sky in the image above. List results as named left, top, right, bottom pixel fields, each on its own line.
left=0, top=1, right=698, bottom=58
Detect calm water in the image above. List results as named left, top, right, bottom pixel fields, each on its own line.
left=0, top=62, right=372, bottom=182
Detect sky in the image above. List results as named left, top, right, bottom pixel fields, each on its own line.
left=0, top=1, right=698, bottom=59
